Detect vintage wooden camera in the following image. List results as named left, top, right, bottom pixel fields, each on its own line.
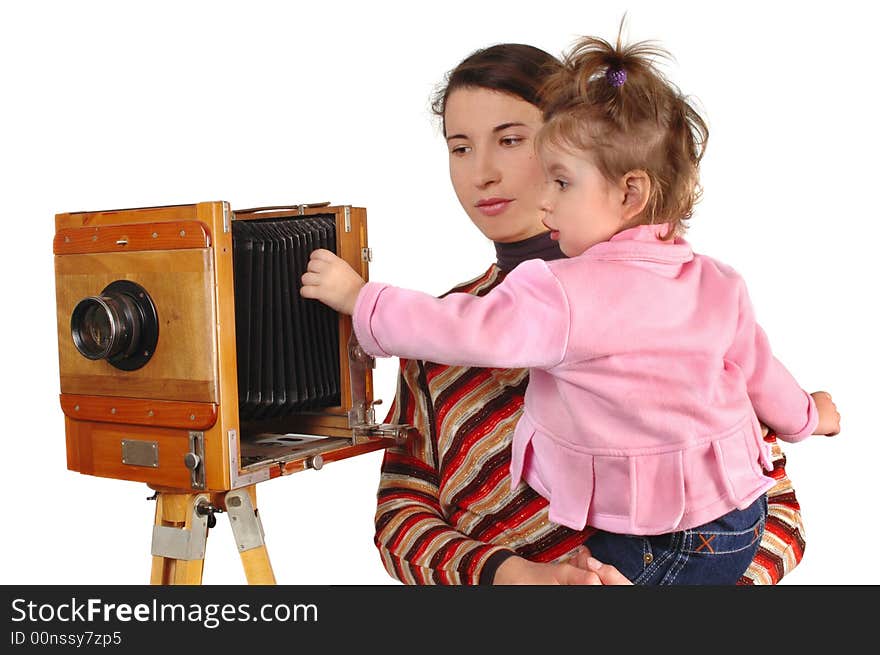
left=53, top=201, right=410, bottom=583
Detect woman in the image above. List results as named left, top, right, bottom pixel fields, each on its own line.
left=372, top=44, right=805, bottom=585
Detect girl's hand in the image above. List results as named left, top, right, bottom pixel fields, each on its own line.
left=493, top=549, right=632, bottom=585
left=811, top=391, right=841, bottom=436
left=300, top=249, right=365, bottom=315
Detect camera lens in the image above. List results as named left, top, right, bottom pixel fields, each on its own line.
left=83, top=303, right=112, bottom=353
left=70, top=281, right=158, bottom=371
left=71, top=297, right=117, bottom=360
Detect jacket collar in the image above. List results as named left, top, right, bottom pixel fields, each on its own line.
left=580, top=223, right=694, bottom=265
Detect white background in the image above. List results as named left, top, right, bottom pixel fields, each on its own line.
left=1, top=0, right=877, bottom=585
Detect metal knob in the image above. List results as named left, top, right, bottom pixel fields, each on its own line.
left=183, top=452, right=201, bottom=470
left=307, top=454, right=324, bottom=471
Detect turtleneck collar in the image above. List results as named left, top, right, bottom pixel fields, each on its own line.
left=494, top=230, right=565, bottom=272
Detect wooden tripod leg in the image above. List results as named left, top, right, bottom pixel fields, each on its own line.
left=240, top=545, right=275, bottom=585
left=224, top=486, right=276, bottom=585
left=149, top=491, right=209, bottom=585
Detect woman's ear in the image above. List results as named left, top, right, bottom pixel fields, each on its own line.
left=620, top=170, right=651, bottom=223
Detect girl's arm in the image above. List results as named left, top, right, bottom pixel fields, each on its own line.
left=353, top=258, right=570, bottom=369
left=301, top=249, right=570, bottom=369
left=726, top=279, right=821, bottom=442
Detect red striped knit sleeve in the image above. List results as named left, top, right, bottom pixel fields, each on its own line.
left=738, top=431, right=807, bottom=584
left=373, top=357, right=515, bottom=585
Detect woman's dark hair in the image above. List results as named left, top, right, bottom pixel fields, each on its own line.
left=431, top=43, right=563, bottom=135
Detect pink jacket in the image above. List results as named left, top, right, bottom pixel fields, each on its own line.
left=352, top=224, right=817, bottom=534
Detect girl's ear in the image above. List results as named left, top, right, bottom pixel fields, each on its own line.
left=620, top=170, right=651, bottom=223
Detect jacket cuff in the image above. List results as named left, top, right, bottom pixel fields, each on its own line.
left=776, top=392, right=819, bottom=443
left=352, top=282, right=391, bottom=358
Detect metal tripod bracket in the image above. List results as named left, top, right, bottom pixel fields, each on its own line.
left=346, top=332, right=415, bottom=446
left=225, top=489, right=267, bottom=553
left=150, top=494, right=210, bottom=561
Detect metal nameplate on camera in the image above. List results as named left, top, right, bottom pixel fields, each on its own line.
left=121, top=440, right=159, bottom=468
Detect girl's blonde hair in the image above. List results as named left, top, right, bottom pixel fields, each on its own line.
left=537, top=28, right=709, bottom=238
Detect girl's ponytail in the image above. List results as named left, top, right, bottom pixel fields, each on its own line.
left=538, top=22, right=709, bottom=237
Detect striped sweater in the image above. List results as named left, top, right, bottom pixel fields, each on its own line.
left=374, top=264, right=806, bottom=585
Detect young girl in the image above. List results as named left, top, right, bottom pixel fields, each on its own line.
left=301, top=33, right=841, bottom=584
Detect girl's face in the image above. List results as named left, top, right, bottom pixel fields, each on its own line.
left=444, top=88, right=547, bottom=243
left=538, top=143, right=625, bottom=257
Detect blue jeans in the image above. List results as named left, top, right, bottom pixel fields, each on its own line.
left=585, top=494, right=768, bottom=585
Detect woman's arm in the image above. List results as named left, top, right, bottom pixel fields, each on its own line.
left=374, top=358, right=518, bottom=585
left=376, top=357, right=631, bottom=585
left=739, top=431, right=807, bottom=584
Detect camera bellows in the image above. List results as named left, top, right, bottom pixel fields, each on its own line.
left=232, top=215, right=341, bottom=420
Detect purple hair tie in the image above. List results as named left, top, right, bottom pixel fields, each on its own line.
left=606, top=67, right=627, bottom=87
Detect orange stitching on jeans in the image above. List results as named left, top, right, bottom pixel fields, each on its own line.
left=695, top=533, right=716, bottom=553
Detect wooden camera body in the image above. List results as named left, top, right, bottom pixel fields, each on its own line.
left=54, top=201, right=408, bottom=494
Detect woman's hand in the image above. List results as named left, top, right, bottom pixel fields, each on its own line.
left=493, top=547, right=632, bottom=585
left=811, top=391, right=841, bottom=436
left=300, top=249, right=365, bottom=315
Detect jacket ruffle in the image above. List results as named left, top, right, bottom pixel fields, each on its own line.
left=510, top=412, right=775, bottom=534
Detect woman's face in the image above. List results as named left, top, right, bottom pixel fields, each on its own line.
left=444, top=88, right=548, bottom=243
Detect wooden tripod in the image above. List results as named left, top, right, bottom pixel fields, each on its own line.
left=149, top=484, right=275, bottom=585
